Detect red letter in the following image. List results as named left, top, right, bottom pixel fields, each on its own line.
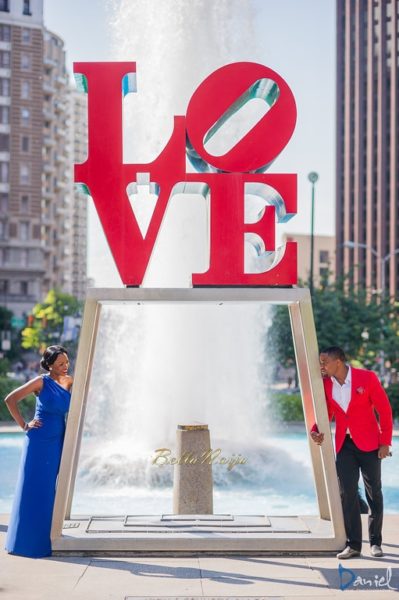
left=74, top=62, right=186, bottom=285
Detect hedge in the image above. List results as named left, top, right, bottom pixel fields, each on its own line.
left=270, top=387, right=399, bottom=422
left=0, top=377, right=36, bottom=422
left=268, top=392, right=303, bottom=422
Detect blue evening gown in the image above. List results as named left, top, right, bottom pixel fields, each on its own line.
left=5, top=375, right=71, bottom=557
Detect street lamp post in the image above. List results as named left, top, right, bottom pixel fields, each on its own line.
left=308, top=172, right=319, bottom=295
left=343, top=241, right=399, bottom=381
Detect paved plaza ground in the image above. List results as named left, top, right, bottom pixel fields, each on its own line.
left=1, top=513, right=399, bottom=600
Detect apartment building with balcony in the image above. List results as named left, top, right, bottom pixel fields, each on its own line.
left=42, top=28, right=71, bottom=295
left=67, top=89, right=88, bottom=300
left=0, top=0, right=44, bottom=316
left=0, top=0, right=87, bottom=316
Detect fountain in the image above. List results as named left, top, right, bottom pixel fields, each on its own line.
left=69, top=0, right=302, bottom=516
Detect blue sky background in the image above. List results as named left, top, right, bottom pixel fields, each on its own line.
left=43, top=0, right=336, bottom=286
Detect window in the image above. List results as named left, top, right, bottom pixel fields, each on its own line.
left=0, top=161, right=9, bottom=183
left=0, top=106, right=9, bottom=125
left=19, top=163, right=30, bottom=185
left=0, top=24, right=10, bottom=40
left=23, top=0, right=31, bottom=15
left=0, top=78, right=10, bottom=97
left=319, top=250, right=329, bottom=263
left=21, top=80, right=31, bottom=99
left=0, top=0, right=9, bottom=12
left=21, top=28, right=31, bottom=44
left=0, top=133, right=9, bottom=151
left=20, top=195, right=29, bottom=212
left=0, top=51, right=10, bottom=68
left=0, top=220, right=6, bottom=240
left=21, top=53, right=31, bottom=70
left=21, top=135, right=30, bottom=152
left=0, top=193, right=7, bottom=212
left=21, top=107, right=30, bottom=126
left=20, top=281, right=28, bottom=295
left=19, top=222, right=29, bottom=241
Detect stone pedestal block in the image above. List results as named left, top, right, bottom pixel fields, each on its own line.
left=173, top=424, right=213, bottom=514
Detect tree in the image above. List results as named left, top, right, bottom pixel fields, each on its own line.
left=0, top=305, right=13, bottom=332
left=267, top=278, right=399, bottom=376
left=21, top=289, right=82, bottom=358
left=0, top=305, right=22, bottom=363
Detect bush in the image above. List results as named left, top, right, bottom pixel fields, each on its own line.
left=269, top=391, right=304, bottom=421
left=0, top=376, right=36, bottom=422
left=269, top=387, right=399, bottom=423
left=0, top=358, right=10, bottom=376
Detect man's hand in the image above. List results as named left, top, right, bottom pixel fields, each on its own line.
left=310, top=431, right=324, bottom=445
left=378, top=445, right=391, bottom=459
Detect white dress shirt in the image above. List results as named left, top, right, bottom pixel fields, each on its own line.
left=331, top=366, right=352, bottom=413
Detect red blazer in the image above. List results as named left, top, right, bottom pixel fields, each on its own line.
left=314, top=367, right=393, bottom=453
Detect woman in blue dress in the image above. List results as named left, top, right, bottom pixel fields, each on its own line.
left=4, top=345, right=72, bottom=558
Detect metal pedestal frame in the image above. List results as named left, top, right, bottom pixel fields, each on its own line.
left=51, top=287, right=345, bottom=554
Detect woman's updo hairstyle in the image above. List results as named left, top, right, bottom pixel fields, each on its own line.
left=40, top=345, right=68, bottom=372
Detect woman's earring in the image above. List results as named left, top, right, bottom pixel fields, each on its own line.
left=49, top=367, right=52, bottom=370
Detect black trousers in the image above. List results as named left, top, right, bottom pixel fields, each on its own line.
left=336, top=435, right=383, bottom=551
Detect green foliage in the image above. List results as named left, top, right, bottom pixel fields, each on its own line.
left=267, top=278, right=399, bottom=377
left=21, top=289, right=82, bottom=358
left=0, top=305, right=22, bottom=361
left=0, top=376, right=36, bottom=421
left=0, top=357, right=10, bottom=376
left=269, top=392, right=303, bottom=421
left=0, top=305, right=13, bottom=331
left=386, top=384, right=399, bottom=420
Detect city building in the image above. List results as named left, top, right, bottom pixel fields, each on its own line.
left=67, top=89, right=87, bottom=301
left=42, top=28, right=71, bottom=295
left=282, top=233, right=336, bottom=287
left=336, top=0, right=399, bottom=296
left=0, top=0, right=45, bottom=316
left=0, top=0, right=87, bottom=317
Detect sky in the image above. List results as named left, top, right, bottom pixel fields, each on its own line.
left=43, top=0, right=336, bottom=287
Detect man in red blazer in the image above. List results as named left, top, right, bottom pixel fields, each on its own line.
left=311, top=346, right=393, bottom=559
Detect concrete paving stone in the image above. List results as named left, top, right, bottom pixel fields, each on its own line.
left=200, top=575, right=335, bottom=597
left=307, top=561, right=399, bottom=594
left=72, top=559, right=205, bottom=597
left=0, top=592, right=45, bottom=600
left=282, top=595, right=397, bottom=600
left=198, top=556, right=320, bottom=579
left=1, top=513, right=399, bottom=600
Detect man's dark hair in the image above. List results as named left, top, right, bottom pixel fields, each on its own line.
left=320, top=346, right=347, bottom=362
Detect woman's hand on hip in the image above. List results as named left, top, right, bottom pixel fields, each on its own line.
left=26, top=418, right=42, bottom=430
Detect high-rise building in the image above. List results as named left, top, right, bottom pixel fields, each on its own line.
left=42, top=29, right=71, bottom=294
left=0, top=0, right=45, bottom=316
left=67, top=89, right=88, bottom=301
left=336, top=0, right=399, bottom=296
left=0, top=0, right=87, bottom=317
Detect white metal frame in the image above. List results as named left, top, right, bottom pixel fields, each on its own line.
left=51, top=287, right=345, bottom=554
